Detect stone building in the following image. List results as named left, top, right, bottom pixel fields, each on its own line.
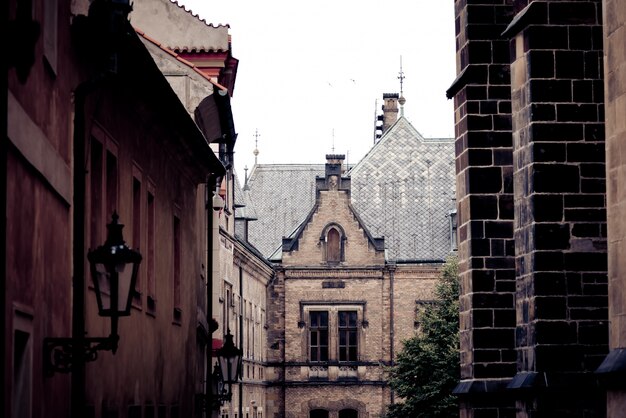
left=446, top=1, right=626, bottom=417
left=233, top=94, right=456, bottom=418
left=264, top=154, right=440, bottom=418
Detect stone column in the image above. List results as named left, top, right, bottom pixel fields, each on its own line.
left=447, top=1, right=517, bottom=415
left=506, top=1, right=607, bottom=416
left=597, top=1, right=626, bottom=416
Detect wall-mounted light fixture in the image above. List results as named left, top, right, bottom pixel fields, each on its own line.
left=211, top=330, right=243, bottom=408
left=44, top=212, right=142, bottom=376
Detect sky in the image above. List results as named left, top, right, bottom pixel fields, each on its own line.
left=177, top=0, right=457, bottom=177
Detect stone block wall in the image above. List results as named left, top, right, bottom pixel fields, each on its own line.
left=507, top=1, right=608, bottom=415
left=450, top=0, right=611, bottom=416
left=600, top=0, right=626, bottom=416
left=448, top=0, right=517, bottom=413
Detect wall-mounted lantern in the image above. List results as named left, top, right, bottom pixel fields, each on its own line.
left=44, top=212, right=142, bottom=376
left=211, top=330, right=243, bottom=408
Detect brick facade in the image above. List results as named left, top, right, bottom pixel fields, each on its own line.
left=265, top=155, right=440, bottom=418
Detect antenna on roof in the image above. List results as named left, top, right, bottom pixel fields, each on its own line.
left=253, top=129, right=260, bottom=165
left=331, top=128, right=335, bottom=153
left=373, top=99, right=380, bottom=144
left=398, top=56, right=406, bottom=117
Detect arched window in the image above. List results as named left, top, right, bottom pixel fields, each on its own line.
left=327, top=228, right=341, bottom=263
left=310, top=409, right=329, bottom=418
left=339, top=409, right=358, bottom=418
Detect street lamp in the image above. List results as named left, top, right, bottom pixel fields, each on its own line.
left=44, top=212, right=142, bottom=376
left=211, top=330, right=242, bottom=408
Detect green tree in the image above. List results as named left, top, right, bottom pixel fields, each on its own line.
left=384, top=256, right=460, bottom=418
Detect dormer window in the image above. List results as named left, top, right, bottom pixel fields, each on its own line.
left=322, top=224, right=345, bottom=264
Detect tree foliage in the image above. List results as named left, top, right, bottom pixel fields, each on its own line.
left=384, top=256, right=460, bottom=418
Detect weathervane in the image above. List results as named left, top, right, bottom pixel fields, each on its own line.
left=398, top=56, right=407, bottom=116
left=253, top=129, right=260, bottom=165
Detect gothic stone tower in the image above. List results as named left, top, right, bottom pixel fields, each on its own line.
left=448, top=1, right=608, bottom=416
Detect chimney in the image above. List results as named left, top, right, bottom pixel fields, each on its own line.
left=381, top=93, right=399, bottom=133
left=325, top=154, right=345, bottom=190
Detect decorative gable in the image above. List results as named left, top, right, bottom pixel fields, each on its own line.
left=281, top=155, right=384, bottom=267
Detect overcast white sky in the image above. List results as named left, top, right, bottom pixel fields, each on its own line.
left=177, top=0, right=457, bottom=176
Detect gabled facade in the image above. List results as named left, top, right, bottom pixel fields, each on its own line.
left=265, top=155, right=440, bottom=418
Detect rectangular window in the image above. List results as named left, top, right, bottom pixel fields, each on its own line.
left=309, top=311, right=329, bottom=362
left=43, top=0, right=58, bottom=73
left=90, top=138, right=103, bottom=248
left=224, top=285, right=232, bottom=331
left=132, top=176, right=142, bottom=301
left=146, top=188, right=156, bottom=313
left=105, top=151, right=118, bottom=219
left=173, top=215, right=181, bottom=322
left=128, top=406, right=141, bottom=418
left=12, top=310, right=33, bottom=418
left=338, top=311, right=358, bottom=361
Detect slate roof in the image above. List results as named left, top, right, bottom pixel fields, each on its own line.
left=349, top=116, right=456, bottom=261
left=245, top=164, right=324, bottom=257
left=242, top=117, right=456, bottom=261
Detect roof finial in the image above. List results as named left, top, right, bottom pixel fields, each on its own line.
left=253, top=129, right=260, bottom=165
left=244, top=165, right=249, bottom=189
left=398, top=56, right=406, bottom=117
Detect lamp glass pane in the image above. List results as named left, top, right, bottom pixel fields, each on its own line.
left=93, top=262, right=111, bottom=312
left=116, top=262, right=133, bottom=314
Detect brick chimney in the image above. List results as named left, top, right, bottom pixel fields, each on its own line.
left=382, top=93, right=399, bottom=133
left=325, top=154, right=345, bottom=190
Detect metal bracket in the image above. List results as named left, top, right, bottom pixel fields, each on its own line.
left=43, top=335, right=118, bottom=377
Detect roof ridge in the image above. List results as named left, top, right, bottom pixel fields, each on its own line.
left=168, top=0, right=231, bottom=29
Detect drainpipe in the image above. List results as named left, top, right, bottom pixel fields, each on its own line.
left=208, top=179, right=223, bottom=418
left=239, top=264, right=244, bottom=418
left=388, top=262, right=396, bottom=406
left=71, top=75, right=106, bottom=418
left=1, top=2, right=7, bottom=415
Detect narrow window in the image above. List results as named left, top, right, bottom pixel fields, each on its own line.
left=309, top=311, right=329, bottom=362
left=224, top=285, right=231, bottom=331
left=327, top=228, right=341, bottom=263
left=145, top=405, right=154, bottom=418
left=128, top=406, right=141, bottom=418
left=338, top=311, right=358, bottom=362
left=12, top=329, right=32, bottom=418
left=90, top=138, right=103, bottom=248
left=132, top=177, right=141, bottom=300
left=105, top=151, right=118, bottom=219
left=173, top=215, right=181, bottom=322
left=146, top=189, right=156, bottom=313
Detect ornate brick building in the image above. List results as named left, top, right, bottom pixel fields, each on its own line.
left=264, top=155, right=441, bottom=418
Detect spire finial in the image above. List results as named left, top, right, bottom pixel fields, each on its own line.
left=253, top=129, right=260, bottom=165
left=398, top=56, right=406, bottom=116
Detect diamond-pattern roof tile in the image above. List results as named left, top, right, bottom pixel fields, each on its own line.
left=245, top=117, right=456, bottom=261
